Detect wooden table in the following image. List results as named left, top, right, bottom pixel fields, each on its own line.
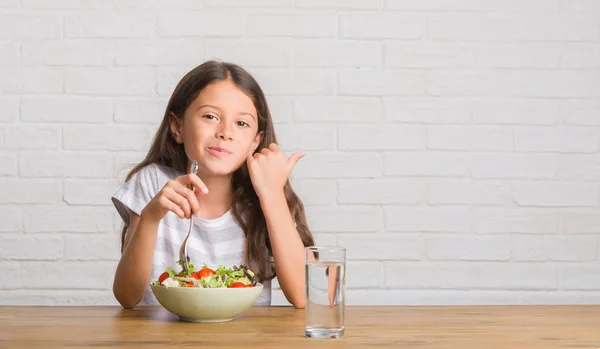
left=1, top=305, right=599, bottom=348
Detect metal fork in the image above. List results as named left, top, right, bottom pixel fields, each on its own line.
left=178, top=160, right=199, bottom=276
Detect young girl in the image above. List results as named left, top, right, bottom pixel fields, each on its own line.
left=111, top=60, right=315, bottom=309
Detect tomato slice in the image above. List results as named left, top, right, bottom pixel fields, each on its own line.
left=197, top=268, right=215, bottom=279
left=158, top=272, right=169, bottom=284
left=229, top=282, right=249, bottom=288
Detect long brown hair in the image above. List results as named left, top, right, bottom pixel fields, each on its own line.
left=119, top=60, right=314, bottom=282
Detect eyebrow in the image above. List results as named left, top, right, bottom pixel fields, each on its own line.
left=197, top=104, right=256, bottom=121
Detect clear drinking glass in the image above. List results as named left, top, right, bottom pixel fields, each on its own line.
left=304, top=246, right=346, bottom=339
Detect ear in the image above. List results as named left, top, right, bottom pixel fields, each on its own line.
left=169, top=112, right=184, bottom=144
left=249, top=131, right=264, bottom=156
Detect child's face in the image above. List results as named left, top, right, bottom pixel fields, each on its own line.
left=170, top=79, right=262, bottom=177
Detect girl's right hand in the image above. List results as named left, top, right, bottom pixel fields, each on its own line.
left=141, top=173, right=209, bottom=222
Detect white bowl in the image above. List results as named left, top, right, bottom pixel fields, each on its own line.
left=150, top=283, right=263, bottom=323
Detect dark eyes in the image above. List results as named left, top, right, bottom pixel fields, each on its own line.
left=203, top=114, right=249, bottom=128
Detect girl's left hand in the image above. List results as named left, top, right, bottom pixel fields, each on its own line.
left=247, top=143, right=305, bottom=200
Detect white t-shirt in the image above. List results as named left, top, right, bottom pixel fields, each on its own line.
left=111, top=163, right=272, bottom=306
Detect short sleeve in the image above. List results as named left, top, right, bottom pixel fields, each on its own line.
left=111, top=164, right=159, bottom=227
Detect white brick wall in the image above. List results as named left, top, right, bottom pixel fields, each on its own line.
left=1, top=1, right=599, bottom=306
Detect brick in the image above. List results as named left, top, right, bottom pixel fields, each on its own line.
left=472, top=0, right=559, bottom=12
left=273, top=124, right=335, bottom=151
left=339, top=13, right=422, bottom=39
left=248, top=13, right=335, bottom=38
left=0, top=152, right=17, bottom=176
left=428, top=71, right=595, bottom=98
left=63, top=180, right=118, bottom=205
left=385, top=42, right=472, bottom=68
left=338, top=179, right=423, bottom=205
left=427, top=126, right=513, bottom=151
left=385, top=152, right=468, bottom=177
left=428, top=14, right=598, bottom=41
left=293, top=152, right=380, bottom=179
left=384, top=98, right=470, bottom=124
left=472, top=100, right=559, bottom=126
left=63, top=125, right=153, bottom=151
left=473, top=43, right=561, bottom=68
left=159, top=11, right=246, bottom=37
left=0, top=235, right=63, bottom=260
left=385, top=207, right=472, bottom=233
left=511, top=235, right=550, bottom=261
left=22, top=0, right=112, bottom=8
left=514, top=71, right=596, bottom=98
left=558, top=154, right=600, bottom=180
left=251, top=69, right=335, bottom=96
left=19, top=152, right=113, bottom=178
left=20, top=262, right=115, bottom=289
left=156, top=67, right=188, bottom=97
left=312, top=233, right=338, bottom=247
left=551, top=236, right=598, bottom=261
left=476, top=208, right=558, bottom=234
left=0, top=262, right=19, bottom=290
left=66, top=14, right=154, bottom=38
left=513, top=182, right=598, bottom=207
left=0, top=14, right=62, bottom=39
left=0, top=98, right=17, bottom=122
left=0, top=180, right=61, bottom=204
left=339, top=70, right=425, bottom=96
left=297, top=0, right=381, bottom=9
left=64, top=67, right=155, bottom=96
left=24, top=206, right=114, bottom=233
left=426, top=236, right=510, bottom=261
left=560, top=0, right=600, bottom=13
left=1, top=125, right=60, bottom=150
left=290, top=179, right=337, bottom=206
left=428, top=180, right=510, bottom=206
left=426, top=71, right=513, bottom=97
left=266, top=96, right=292, bottom=124
left=339, top=125, right=425, bottom=150
left=566, top=103, right=600, bottom=126
left=346, top=262, right=383, bottom=288
left=114, top=0, right=203, bottom=9
left=66, top=291, right=119, bottom=305
left=0, top=291, right=66, bottom=305
left=205, top=40, right=288, bottom=68
left=385, top=262, right=558, bottom=290
left=21, top=98, right=113, bottom=123
left=0, top=43, right=17, bottom=65
left=305, top=206, right=381, bottom=233
left=291, top=41, right=381, bottom=68
left=114, top=39, right=204, bottom=67
left=294, top=97, right=381, bottom=123
left=205, top=0, right=292, bottom=7
left=0, top=206, right=22, bottom=233
left=345, top=289, right=529, bottom=305
left=470, top=154, right=557, bottom=179
left=560, top=265, right=600, bottom=290
left=114, top=99, right=165, bottom=124
left=515, top=127, right=599, bottom=153
left=562, top=211, right=600, bottom=234
left=338, top=234, right=422, bottom=260
left=386, top=0, right=470, bottom=10
left=562, top=43, right=600, bottom=68
left=0, top=0, right=19, bottom=6
left=64, top=235, right=121, bottom=261
left=0, top=68, right=62, bottom=94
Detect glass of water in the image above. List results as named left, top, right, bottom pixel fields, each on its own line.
left=304, top=246, right=346, bottom=339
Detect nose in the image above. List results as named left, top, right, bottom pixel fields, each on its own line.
left=216, top=123, right=233, bottom=141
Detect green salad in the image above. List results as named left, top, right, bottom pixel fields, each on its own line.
left=152, top=261, right=258, bottom=288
